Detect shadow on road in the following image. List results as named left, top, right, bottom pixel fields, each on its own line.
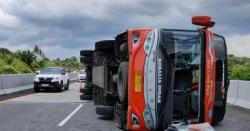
left=0, top=89, right=34, bottom=101
left=38, top=89, right=67, bottom=93
left=98, top=116, right=114, bottom=121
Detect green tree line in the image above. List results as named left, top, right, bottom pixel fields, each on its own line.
left=1, top=46, right=250, bottom=80
left=0, top=46, right=84, bottom=74
left=228, top=55, right=250, bottom=80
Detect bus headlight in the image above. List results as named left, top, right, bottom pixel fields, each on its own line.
left=144, top=31, right=155, bottom=55
left=143, top=105, right=154, bottom=129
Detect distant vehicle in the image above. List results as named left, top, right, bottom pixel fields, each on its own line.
left=35, top=70, right=40, bottom=75
left=78, top=70, right=86, bottom=81
left=34, top=67, right=70, bottom=92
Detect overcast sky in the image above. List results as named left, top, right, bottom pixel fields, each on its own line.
left=0, top=0, right=250, bottom=59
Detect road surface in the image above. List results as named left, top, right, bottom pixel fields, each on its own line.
left=0, top=82, right=249, bottom=131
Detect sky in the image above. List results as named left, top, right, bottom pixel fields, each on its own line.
left=0, top=0, right=250, bottom=59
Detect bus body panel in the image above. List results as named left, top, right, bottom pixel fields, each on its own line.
left=127, top=29, right=151, bottom=130
left=204, top=30, right=216, bottom=123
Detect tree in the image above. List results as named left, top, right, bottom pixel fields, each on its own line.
left=0, top=46, right=84, bottom=74
left=0, top=48, right=11, bottom=55
left=228, top=55, right=250, bottom=80
left=33, top=45, right=43, bottom=56
left=0, top=65, right=17, bottom=74
left=16, top=50, right=36, bottom=69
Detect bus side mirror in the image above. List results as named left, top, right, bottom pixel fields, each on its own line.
left=192, top=16, right=215, bottom=28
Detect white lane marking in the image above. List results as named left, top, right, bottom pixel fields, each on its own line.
left=58, top=104, right=83, bottom=127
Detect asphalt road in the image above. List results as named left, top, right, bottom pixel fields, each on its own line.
left=0, top=82, right=120, bottom=131
left=0, top=82, right=250, bottom=131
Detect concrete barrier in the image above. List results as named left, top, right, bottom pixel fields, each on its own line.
left=0, top=77, right=5, bottom=95
left=0, top=73, right=249, bottom=109
left=0, top=74, right=35, bottom=89
left=227, top=80, right=239, bottom=105
left=0, top=74, right=35, bottom=95
left=226, top=80, right=250, bottom=109
left=235, top=80, right=250, bottom=109
left=0, top=72, right=78, bottom=96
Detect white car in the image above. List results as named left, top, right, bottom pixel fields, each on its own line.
left=78, top=70, right=86, bottom=81
left=34, top=67, right=70, bottom=92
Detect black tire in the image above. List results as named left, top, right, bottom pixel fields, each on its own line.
left=85, top=83, right=93, bottom=89
left=96, top=105, right=114, bottom=116
left=34, top=87, right=40, bottom=93
left=117, top=62, right=128, bottom=103
left=57, top=82, right=63, bottom=92
left=93, top=52, right=105, bottom=66
left=80, top=50, right=93, bottom=57
left=212, top=90, right=227, bottom=125
left=64, top=80, right=69, bottom=90
left=114, top=102, right=127, bottom=129
left=212, top=107, right=226, bottom=125
left=81, top=88, right=92, bottom=95
left=80, top=94, right=93, bottom=100
left=86, top=69, right=92, bottom=82
left=95, top=40, right=115, bottom=52
left=80, top=56, right=92, bottom=64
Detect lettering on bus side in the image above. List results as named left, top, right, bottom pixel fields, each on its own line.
left=157, top=58, right=162, bottom=103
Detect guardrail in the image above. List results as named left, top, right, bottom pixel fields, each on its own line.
left=0, top=74, right=249, bottom=109
left=0, top=73, right=78, bottom=96
left=227, top=80, right=250, bottom=109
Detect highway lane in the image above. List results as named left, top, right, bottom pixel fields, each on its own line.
left=0, top=82, right=120, bottom=131
left=0, top=82, right=250, bottom=131
left=215, top=105, right=250, bottom=131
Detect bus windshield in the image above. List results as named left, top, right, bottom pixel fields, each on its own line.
left=160, top=30, right=201, bottom=69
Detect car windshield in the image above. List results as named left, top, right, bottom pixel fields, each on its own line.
left=80, top=71, right=85, bottom=74
left=40, top=68, right=61, bottom=74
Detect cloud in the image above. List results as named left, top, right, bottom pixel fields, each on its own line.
left=0, top=8, right=19, bottom=28
left=0, top=42, right=31, bottom=51
left=0, top=0, right=250, bottom=58
left=227, top=34, right=250, bottom=57
left=42, top=45, right=82, bottom=59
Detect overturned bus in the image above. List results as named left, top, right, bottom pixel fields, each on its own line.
left=80, top=16, right=229, bottom=130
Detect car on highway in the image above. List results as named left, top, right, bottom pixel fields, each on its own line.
left=78, top=70, right=86, bottom=81
left=33, top=67, right=70, bottom=92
